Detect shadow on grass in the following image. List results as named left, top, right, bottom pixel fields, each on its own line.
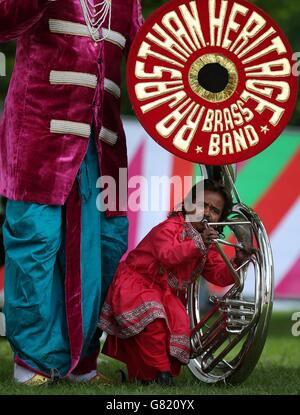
left=1, top=313, right=299, bottom=395
left=1, top=365, right=300, bottom=395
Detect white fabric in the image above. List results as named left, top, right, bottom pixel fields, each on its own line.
left=50, top=120, right=91, bottom=138
left=49, top=19, right=98, bottom=39
left=102, top=28, right=126, bottom=49
left=104, top=78, right=121, bottom=98
left=50, top=71, right=97, bottom=89
left=99, top=127, right=118, bottom=146
left=49, top=19, right=126, bottom=48
left=14, top=364, right=35, bottom=383
left=80, top=0, right=112, bottom=42
left=68, top=370, right=97, bottom=382
left=0, top=312, right=6, bottom=336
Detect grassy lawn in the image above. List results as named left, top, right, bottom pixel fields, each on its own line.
left=0, top=312, right=299, bottom=395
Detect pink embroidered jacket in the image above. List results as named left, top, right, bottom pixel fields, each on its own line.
left=0, top=0, right=143, bottom=214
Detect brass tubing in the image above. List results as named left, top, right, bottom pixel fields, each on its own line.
left=203, top=331, right=245, bottom=373
left=200, top=317, right=228, bottom=349
left=207, top=221, right=252, bottom=227
left=213, top=238, right=245, bottom=249
left=224, top=298, right=255, bottom=307
left=221, top=308, right=255, bottom=318
left=204, top=319, right=257, bottom=373
left=203, top=330, right=230, bottom=359
left=214, top=242, right=241, bottom=288
left=200, top=323, right=229, bottom=357
left=222, top=165, right=241, bottom=204
left=190, top=304, right=219, bottom=336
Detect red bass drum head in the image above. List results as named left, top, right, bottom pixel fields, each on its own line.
left=127, top=0, right=298, bottom=165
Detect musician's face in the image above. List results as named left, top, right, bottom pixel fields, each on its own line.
left=189, top=190, right=225, bottom=231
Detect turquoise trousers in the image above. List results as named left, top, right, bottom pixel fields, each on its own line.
left=2, top=138, right=128, bottom=377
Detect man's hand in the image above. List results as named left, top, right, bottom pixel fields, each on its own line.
left=233, top=247, right=256, bottom=267
left=201, top=227, right=219, bottom=246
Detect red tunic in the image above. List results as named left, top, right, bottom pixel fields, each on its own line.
left=98, top=213, right=235, bottom=374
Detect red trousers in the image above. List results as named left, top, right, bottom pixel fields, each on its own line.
left=102, top=319, right=182, bottom=382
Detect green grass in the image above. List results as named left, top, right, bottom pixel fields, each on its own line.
left=0, top=312, right=299, bottom=395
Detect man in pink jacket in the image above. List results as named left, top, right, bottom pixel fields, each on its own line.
left=0, top=0, right=143, bottom=385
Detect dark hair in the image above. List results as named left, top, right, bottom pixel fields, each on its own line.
left=203, top=179, right=233, bottom=222
left=170, top=179, right=233, bottom=225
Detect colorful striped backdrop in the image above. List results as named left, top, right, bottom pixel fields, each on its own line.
left=124, top=118, right=300, bottom=300
left=0, top=119, right=299, bottom=305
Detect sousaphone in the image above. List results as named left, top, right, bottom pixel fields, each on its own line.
left=127, top=0, right=298, bottom=384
